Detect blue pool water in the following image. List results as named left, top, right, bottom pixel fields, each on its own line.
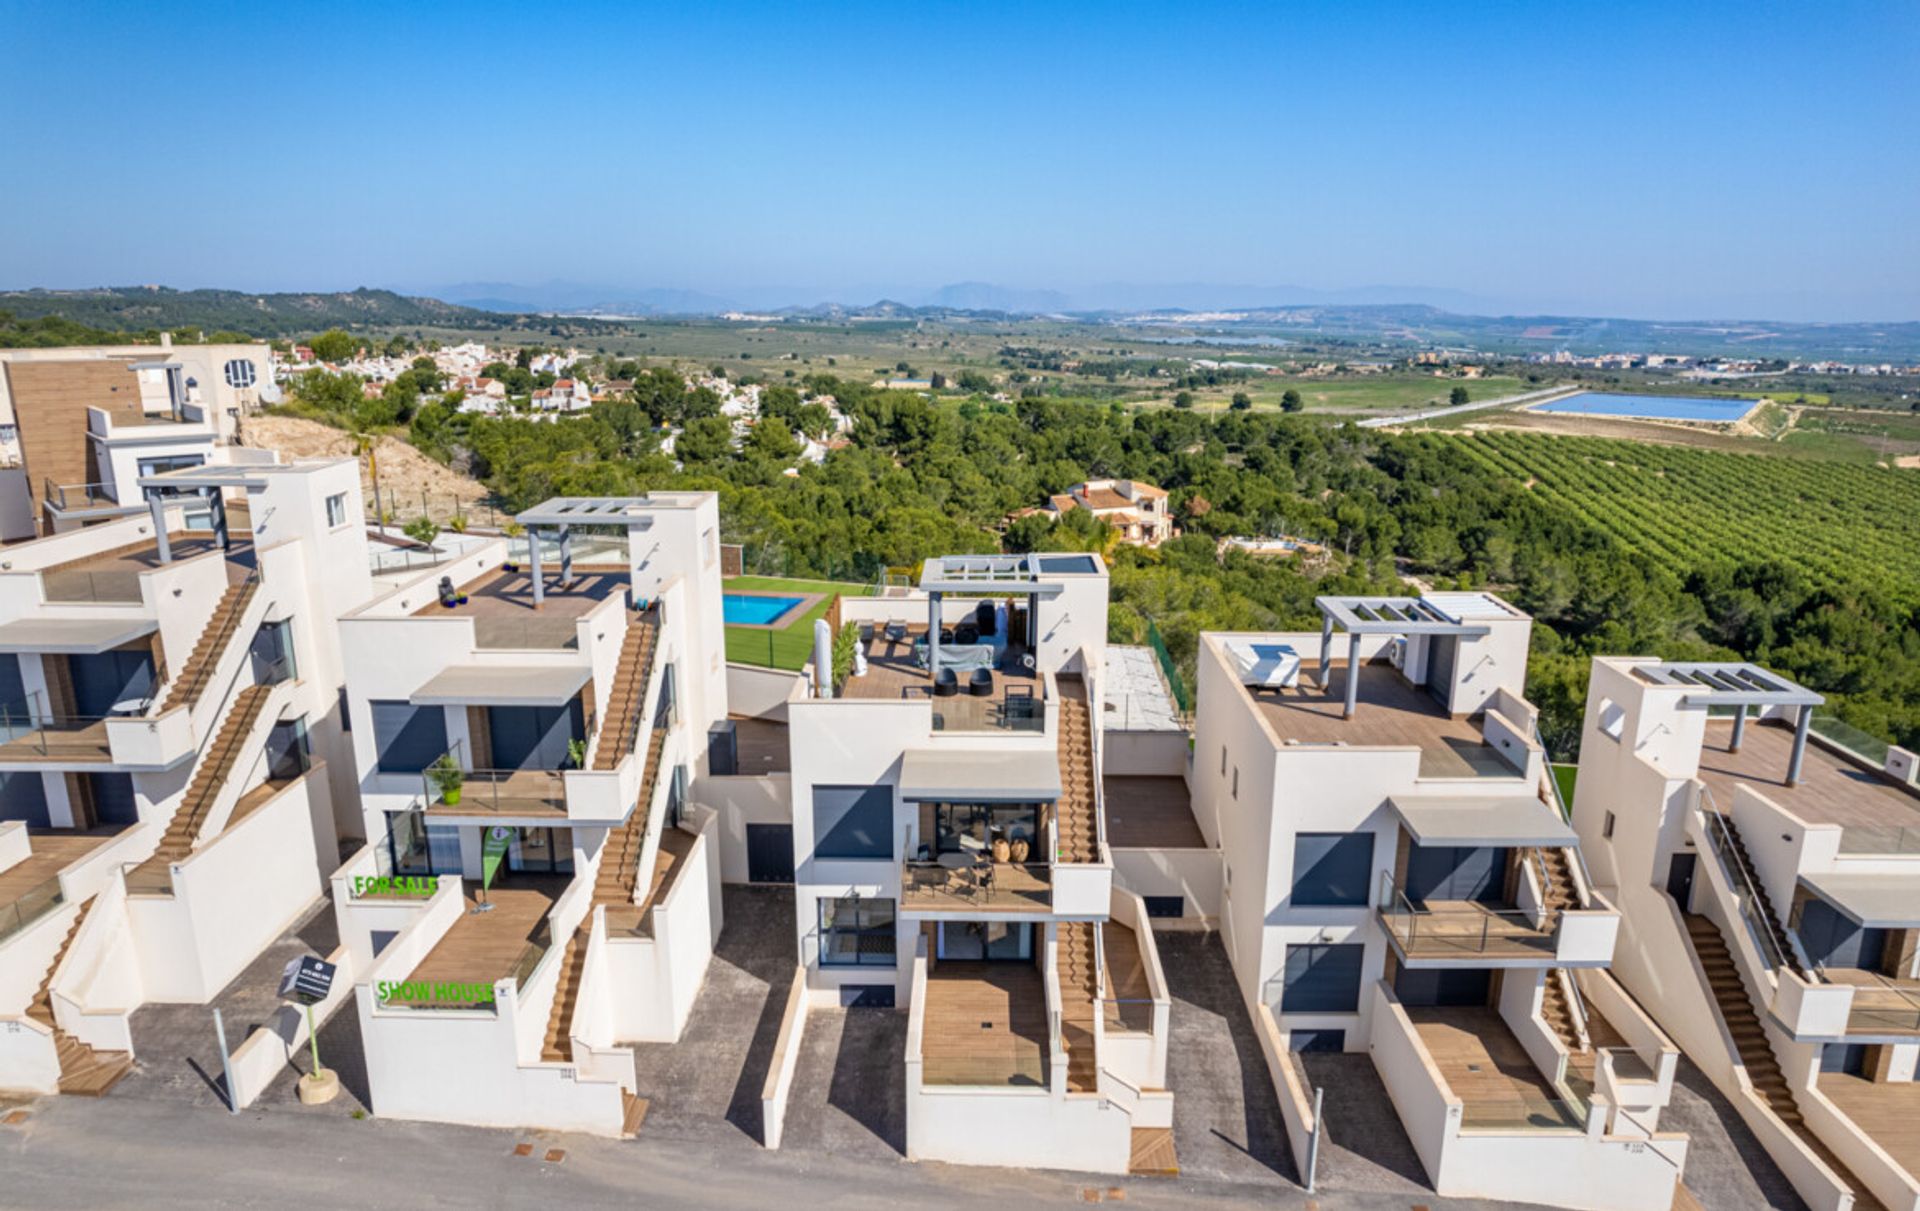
left=723, top=593, right=805, bottom=625
left=1534, top=391, right=1760, bottom=423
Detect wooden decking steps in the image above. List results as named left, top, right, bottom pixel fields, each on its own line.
left=1684, top=913, right=1883, bottom=1210
left=1128, top=1126, right=1179, bottom=1176
left=592, top=729, right=669, bottom=906
left=1053, top=675, right=1097, bottom=865
left=1532, top=846, right=1579, bottom=912
left=128, top=684, right=273, bottom=888
left=55, top=1034, right=133, bottom=1096
left=1057, top=921, right=1100, bottom=1093
left=1541, top=971, right=1585, bottom=1054
left=621, top=1091, right=650, bottom=1138
left=1706, top=812, right=1807, bottom=979
left=592, top=612, right=658, bottom=772
left=541, top=927, right=591, bottom=1063
left=28, top=899, right=133, bottom=1096
left=159, top=577, right=259, bottom=712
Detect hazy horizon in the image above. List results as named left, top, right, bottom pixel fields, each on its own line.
left=4, top=2, right=1917, bottom=324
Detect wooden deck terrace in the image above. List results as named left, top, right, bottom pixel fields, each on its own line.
left=1103, top=775, right=1207, bottom=849
left=398, top=877, right=568, bottom=1002
left=920, top=962, right=1050, bottom=1088
left=1384, top=899, right=1558, bottom=961
left=1410, top=1005, right=1584, bottom=1130
left=837, top=624, right=1041, bottom=725
left=1696, top=719, right=1920, bottom=850
left=1248, top=662, right=1515, bottom=779
left=411, top=566, right=625, bottom=650
left=0, top=829, right=122, bottom=914
left=1819, top=1071, right=1920, bottom=1180
left=903, top=859, right=1051, bottom=912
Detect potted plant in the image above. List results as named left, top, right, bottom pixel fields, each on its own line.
left=567, top=738, right=587, bottom=769
left=429, top=753, right=464, bottom=805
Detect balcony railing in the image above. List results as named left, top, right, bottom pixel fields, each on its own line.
left=0, top=692, right=115, bottom=760
left=902, top=858, right=1051, bottom=911
left=40, top=565, right=144, bottom=604
left=1379, top=872, right=1557, bottom=960
left=1458, top=1093, right=1589, bottom=1133
left=1843, top=983, right=1920, bottom=1035
left=0, top=872, right=65, bottom=945
left=42, top=479, right=121, bottom=513
left=930, top=688, right=1044, bottom=734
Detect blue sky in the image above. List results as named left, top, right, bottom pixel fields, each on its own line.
left=3, top=1, right=1917, bottom=320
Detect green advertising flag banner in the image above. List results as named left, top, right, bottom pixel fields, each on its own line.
left=482, top=825, right=512, bottom=892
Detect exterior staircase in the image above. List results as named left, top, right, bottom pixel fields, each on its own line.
left=128, top=685, right=272, bottom=889
left=27, top=900, right=133, bottom=1096
left=543, top=725, right=670, bottom=1062
left=541, top=927, right=592, bottom=1063
left=1685, top=913, right=1882, bottom=1210
left=1053, top=676, right=1097, bottom=864
left=1532, top=846, right=1580, bottom=913
left=1057, top=921, right=1100, bottom=1093
left=592, top=611, right=658, bottom=772
left=1706, top=812, right=1808, bottom=979
left=1541, top=970, right=1586, bottom=1054
left=158, top=576, right=260, bottom=712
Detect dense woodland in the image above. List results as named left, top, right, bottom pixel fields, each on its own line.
left=292, top=372, right=1920, bottom=759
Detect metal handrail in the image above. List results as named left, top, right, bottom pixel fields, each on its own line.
left=1697, top=787, right=1802, bottom=977
left=1531, top=719, right=1599, bottom=898
left=162, top=563, right=265, bottom=716
left=0, top=690, right=114, bottom=757
left=42, top=478, right=119, bottom=512
left=1379, top=870, right=1557, bottom=955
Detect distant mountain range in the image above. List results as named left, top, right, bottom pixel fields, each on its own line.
left=0, top=286, right=630, bottom=338
left=5, top=283, right=1917, bottom=361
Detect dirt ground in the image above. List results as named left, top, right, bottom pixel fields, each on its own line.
left=238, top=413, right=494, bottom=525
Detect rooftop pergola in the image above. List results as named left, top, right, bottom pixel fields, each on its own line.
left=1313, top=596, right=1491, bottom=719
left=136, top=465, right=273, bottom=560
left=1635, top=661, right=1826, bottom=785
left=513, top=496, right=653, bottom=609
left=914, top=555, right=1065, bottom=676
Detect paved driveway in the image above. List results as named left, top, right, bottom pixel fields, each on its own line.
left=628, top=885, right=796, bottom=1142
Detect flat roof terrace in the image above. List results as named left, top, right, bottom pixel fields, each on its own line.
left=40, top=535, right=243, bottom=603
left=411, top=566, right=624, bottom=650
left=1103, top=775, right=1207, bottom=848
left=1819, top=1072, right=1920, bottom=1181
left=837, top=624, right=1041, bottom=732
left=1696, top=719, right=1920, bottom=851
left=1245, top=661, right=1514, bottom=779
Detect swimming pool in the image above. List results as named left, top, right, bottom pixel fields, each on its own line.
left=723, top=593, right=806, bottom=626
left=1532, top=391, right=1761, bottom=423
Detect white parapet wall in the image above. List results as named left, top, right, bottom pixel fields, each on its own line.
left=227, top=944, right=355, bottom=1108
left=604, top=816, right=722, bottom=1043
left=123, top=772, right=326, bottom=1004
left=760, top=964, right=809, bottom=1149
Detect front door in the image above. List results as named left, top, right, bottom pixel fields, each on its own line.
left=512, top=826, right=573, bottom=874
left=936, top=921, right=1032, bottom=961
left=746, top=824, right=794, bottom=883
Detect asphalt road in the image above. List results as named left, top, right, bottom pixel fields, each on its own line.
left=1, top=1090, right=1542, bottom=1211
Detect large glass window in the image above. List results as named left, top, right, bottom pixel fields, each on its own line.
left=1278, top=943, right=1364, bottom=1014
left=223, top=358, right=257, bottom=389
left=819, top=896, right=896, bottom=967
left=814, top=784, right=893, bottom=860
left=1291, top=833, right=1373, bottom=906
left=929, top=802, right=1041, bottom=857
left=370, top=700, right=447, bottom=775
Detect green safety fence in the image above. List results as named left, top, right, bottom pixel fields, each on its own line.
left=1145, top=620, right=1192, bottom=713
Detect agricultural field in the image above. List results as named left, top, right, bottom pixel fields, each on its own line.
left=1453, top=431, right=1920, bottom=606
left=1148, top=371, right=1540, bottom=415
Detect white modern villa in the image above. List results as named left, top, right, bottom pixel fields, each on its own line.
left=1189, top=594, right=1689, bottom=1211
left=333, top=493, right=729, bottom=1136
left=1573, top=655, right=1920, bottom=1211
left=0, top=453, right=371, bottom=1095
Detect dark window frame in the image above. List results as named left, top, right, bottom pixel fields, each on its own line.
left=819, top=896, right=896, bottom=967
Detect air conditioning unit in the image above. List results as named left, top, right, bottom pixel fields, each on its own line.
left=1388, top=637, right=1407, bottom=670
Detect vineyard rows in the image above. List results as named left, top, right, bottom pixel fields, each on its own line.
left=1453, top=433, right=1920, bottom=606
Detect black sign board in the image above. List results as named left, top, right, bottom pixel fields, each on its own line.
left=279, top=956, right=337, bottom=1006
